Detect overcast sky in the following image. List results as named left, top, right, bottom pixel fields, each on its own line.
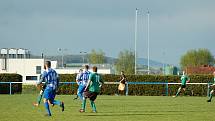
left=0, top=0, right=215, bottom=65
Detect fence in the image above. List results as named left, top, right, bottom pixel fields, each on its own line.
left=0, top=81, right=212, bottom=96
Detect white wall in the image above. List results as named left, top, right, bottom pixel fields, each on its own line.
left=0, top=59, right=44, bottom=82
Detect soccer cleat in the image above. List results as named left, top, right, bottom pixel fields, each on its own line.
left=207, top=100, right=211, bottom=102
left=92, top=110, right=97, bottom=113
left=79, top=109, right=85, bottom=113
left=61, top=102, right=65, bottom=112
left=33, top=103, right=39, bottom=107
left=172, top=96, right=176, bottom=98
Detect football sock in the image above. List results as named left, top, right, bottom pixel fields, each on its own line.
left=53, top=100, right=61, bottom=106
left=81, top=99, right=86, bottom=111
left=176, top=88, right=181, bottom=96
left=37, top=94, right=43, bottom=104
left=209, top=90, right=213, bottom=101
left=90, top=100, right=96, bottom=112
left=44, top=102, right=51, bottom=116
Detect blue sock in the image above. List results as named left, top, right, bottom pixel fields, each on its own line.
left=44, top=102, right=51, bottom=116
left=53, top=100, right=61, bottom=106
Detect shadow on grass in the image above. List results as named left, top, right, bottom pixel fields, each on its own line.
left=81, top=113, right=181, bottom=117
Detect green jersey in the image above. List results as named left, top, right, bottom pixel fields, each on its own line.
left=88, top=72, right=102, bottom=93
left=214, top=77, right=215, bottom=84
left=181, top=75, right=189, bottom=85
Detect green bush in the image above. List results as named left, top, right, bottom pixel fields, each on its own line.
left=0, top=74, right=22, bottom=94
left=58, top=74, right=213, bottom=96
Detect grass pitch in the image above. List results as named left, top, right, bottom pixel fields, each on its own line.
left=0, top=95, right=214, bottom=121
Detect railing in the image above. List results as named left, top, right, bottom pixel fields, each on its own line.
left=0, top=82, right=212, bottom=96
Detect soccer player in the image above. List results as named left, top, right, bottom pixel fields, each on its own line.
left=173, top=71, right=190, bottom=97
left=74, top=69, right=83, bottom=100
left=207, top=71, right=215, bottom=102
left=77, top=65, right=91, bottom=101
left=79, top=66, right=103, bottom=113
left=36, top=61, right=64, bottom=116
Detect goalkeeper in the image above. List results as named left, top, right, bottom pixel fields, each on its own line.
left=173, top=71, right=190, bottom=97
left=207, top=71, right=215, bottom=102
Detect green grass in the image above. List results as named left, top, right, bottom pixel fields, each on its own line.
left=0, top=95, right=214, bottom=121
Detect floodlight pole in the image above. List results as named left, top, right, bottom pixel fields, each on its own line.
left=147, top=10, right=150, bottom=75
left=135, top=8, right=138, bottom=75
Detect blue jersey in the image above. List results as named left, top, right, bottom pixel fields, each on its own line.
left=38, top=68, right=59, bottom=90
left=76, top=73, right=83, bottom=85
left=80, top=70, right=91, bottom=86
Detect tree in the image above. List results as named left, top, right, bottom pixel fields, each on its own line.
left=180, top=48, right=214, bottom=69
left=115, top=50, right=135, bottom=74
left=88, top=49, right=105, bottom=64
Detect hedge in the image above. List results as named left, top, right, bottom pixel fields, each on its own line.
left=0, top=74, right=22, bottom=94
left=58, top=74, right=214, bottom=96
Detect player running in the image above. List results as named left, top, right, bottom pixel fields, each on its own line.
left=77, top=65, right=91, bottom=101
left=207, top=71, right=215, bottom=102
left=74, top=69, right=83, bottom=100
left=36, top=61, right=64, bottom=116
left=79, top=66, right=103, bottom=113
left=173, top=71, right=190, bottom=97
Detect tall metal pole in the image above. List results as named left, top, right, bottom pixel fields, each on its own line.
left=147, top=10, right=150, bottom=75
left=135, top=8, right=138, bottom=75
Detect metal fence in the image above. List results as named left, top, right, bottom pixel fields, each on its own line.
left=0, top=82, right=212, bottom=96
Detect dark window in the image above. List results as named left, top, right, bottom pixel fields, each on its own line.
left=26, top=76, right=38, bottom=81
left=36, top=66, right=41, bottom=74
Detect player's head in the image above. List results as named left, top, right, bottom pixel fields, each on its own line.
left=182, top=71, right=185, bottom=76
left=84, top=65, right=89, bottom=71
left=79, top=69, right=83, bottom=73
left=213, top=71, right=215, bottom=76
left=92, top=66, right=97, bottom=72
left=121, top=71, right=124, bottom=75
left=44, top=61, right=51, bottom=69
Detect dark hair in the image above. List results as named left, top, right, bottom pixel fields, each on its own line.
left=121, top=71, right=124, bottom=74
left=85, top=65, right=89, bottom=70
left=45, top=61, right=51, bottom=68
left=92, top=66, right=97, bottom=72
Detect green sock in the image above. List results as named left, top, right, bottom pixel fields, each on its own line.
left=37, top=94, right=43, bottom=104
left=81, top=99, right=86, bottom=111
left=90, top=100, right=96, bottom=112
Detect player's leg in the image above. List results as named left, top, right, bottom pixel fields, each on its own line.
left=80, top=91, right=88, bottom=112
left=175, top=87, right=182, bottom=97
left=51, top=91, right=64, bottom=111
left=90, top=92, right=98, bottom=112
left=207, top=89, right=214, bottom=102
left=77, top=85, right=85, bottom=101
left=43, top=89, right=52, bottom=116
left=37, top=90, right=44, bottom=105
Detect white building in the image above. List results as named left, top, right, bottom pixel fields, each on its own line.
left=0, top=48, right=114, bottom=83
left=0, top=58, right=44, bottom=83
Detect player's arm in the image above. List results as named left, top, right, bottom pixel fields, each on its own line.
left=75, top=74, right=80, bottom=85
left=84, top=74, right=92, bottom=91
left=36, top=72, right=46, bottom=85
left=186, top=77, right=190, bottom=83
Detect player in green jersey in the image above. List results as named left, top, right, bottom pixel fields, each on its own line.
left=207, top=71, right=215, bottom=102
left=173, top=71, right=190, bottom=97
left=79, top=66, right=103, bottom=113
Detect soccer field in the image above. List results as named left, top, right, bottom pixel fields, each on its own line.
left=0, top=95, right=214, bottom=121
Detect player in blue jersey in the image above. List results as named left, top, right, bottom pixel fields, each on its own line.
left=77, top=65, right=91, bottom=101
left=74, top=69, right=83, bottom=100
left=36, top=61, right=64, bottom=116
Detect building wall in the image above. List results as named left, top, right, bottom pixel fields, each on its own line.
left=0, top=59, right=44, bottom=82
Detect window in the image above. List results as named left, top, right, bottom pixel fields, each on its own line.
left=36, top=66, right=41, bottom=74
left=26, top=76, right=38, bottom=81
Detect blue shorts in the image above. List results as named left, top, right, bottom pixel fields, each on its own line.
left=77, top=85, right=85, bottom=94
left=43, top=88, right=56, bottom=101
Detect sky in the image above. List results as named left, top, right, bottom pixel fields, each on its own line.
left=0, top=0, right=215, bottom=65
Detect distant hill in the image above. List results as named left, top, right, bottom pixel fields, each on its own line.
left=33, top=54, right=165, bottom=68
